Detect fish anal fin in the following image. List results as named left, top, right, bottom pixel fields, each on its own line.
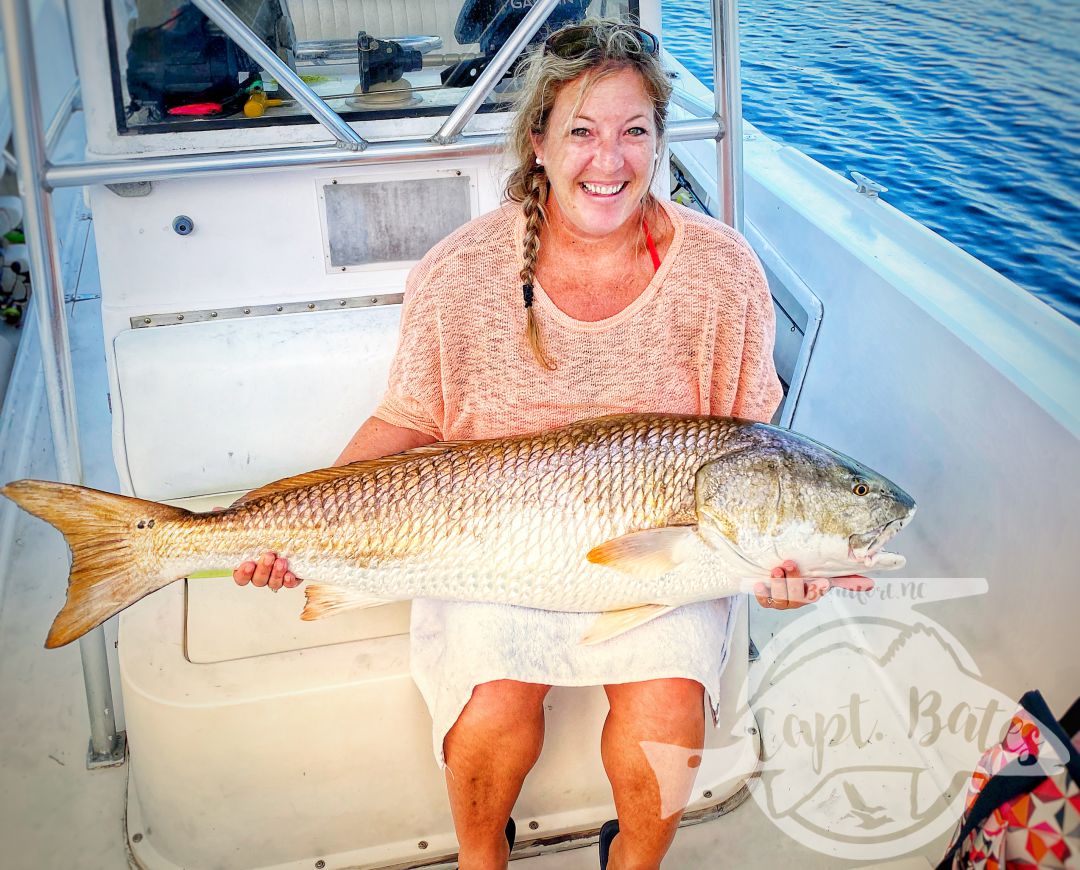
left=586, top=527, right=695, bottom=578
left=580, top=604, right=676, bottom=645
left=229, top=442, right=469, bottom=507
left=300, top=584, right=395, bottom=621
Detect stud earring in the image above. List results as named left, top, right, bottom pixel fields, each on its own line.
left=535, top=156, right=543, bottom=165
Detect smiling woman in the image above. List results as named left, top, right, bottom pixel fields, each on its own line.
left=503, top=22, right=674, bottom=368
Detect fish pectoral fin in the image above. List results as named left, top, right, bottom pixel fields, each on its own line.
left=580, top=604, right=676, bottom=645
left=586, top=527, right=696, bottom=578
left=300, top=584, right=396, bottom=621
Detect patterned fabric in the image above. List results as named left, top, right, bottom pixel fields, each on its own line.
left=944, top=694, right=1080, bottom=869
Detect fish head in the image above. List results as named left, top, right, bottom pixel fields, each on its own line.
left=694, top=426, right=916, bottom=576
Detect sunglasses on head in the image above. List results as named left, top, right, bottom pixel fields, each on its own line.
left=543, top=23, right=660, bottom=59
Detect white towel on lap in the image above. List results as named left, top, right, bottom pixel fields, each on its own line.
left=409, top=596, right=743, bottom=766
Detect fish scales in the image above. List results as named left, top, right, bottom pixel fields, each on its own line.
left=159, top=416, right=741, bottom=611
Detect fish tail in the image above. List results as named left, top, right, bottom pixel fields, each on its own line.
left=1, top=479, right=189, bottom=648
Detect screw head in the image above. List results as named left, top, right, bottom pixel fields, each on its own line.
left=132, top=833, right=143, bottom=843
left=703, top=790, right=713, bottom=799
left=315, top=861, right=325, bottom=869
left=529, top=820, right=539, bottom=830
left=418, top=840, right=428, bottom=850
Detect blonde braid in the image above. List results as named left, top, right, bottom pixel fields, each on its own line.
left=520, top=167, right=557, bottom=370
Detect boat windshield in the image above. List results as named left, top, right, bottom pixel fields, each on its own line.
left=105, top=0, right=640, bottom=135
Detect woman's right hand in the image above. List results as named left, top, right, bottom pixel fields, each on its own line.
left=233, top=552, right=301, bottom=591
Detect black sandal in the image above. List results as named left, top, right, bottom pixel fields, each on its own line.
left=598, top=819, right=619, bottom=869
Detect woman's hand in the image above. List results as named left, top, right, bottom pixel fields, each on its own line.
left=754, top=560, right=874, bottom=609
left=233, top=552, right=301, bottom=592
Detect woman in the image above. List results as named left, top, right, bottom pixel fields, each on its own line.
left=235, top=21, right=843, bottom=870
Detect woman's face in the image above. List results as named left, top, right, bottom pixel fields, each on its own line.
left=532, top=67, right=659, bottom=240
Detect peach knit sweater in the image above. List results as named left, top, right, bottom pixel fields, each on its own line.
left=375, top=198, right=783, bottom=765
left=375, top=199, right=782, bottom=439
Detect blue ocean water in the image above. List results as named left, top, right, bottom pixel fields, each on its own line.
left=662, top=0, right=1080, bottom=324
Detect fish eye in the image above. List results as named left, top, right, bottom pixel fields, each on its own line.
left=852, top=481, right=871, bottom=497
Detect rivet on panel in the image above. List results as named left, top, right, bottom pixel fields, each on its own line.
left=210, top=311, right=218, bottom=317
left=418, top=840, right=428, bottom=850
left=308, top=303, right=315, bottom=309
left=132, top=833, right=143, bottom=843
left=177, top=314, right=184, bottom=320
left=244, top=308, right=251, bottom=314
left=529, top=820, right=539, bottom=830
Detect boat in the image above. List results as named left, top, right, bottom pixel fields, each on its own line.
left=1, top=1, right=1076, bottom=868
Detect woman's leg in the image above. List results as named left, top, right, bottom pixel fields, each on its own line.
left=443, top=679, right=552, bottom=869
left=601, top=678, right=706, bottom=870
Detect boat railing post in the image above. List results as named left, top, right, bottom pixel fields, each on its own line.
left=430, top=0, right=561, bottom=145
left=44, top=79, right=81, bottom=161
left=0, top=0, right=125, bottom=769
left=711, top=0, right=744, bottom=232
left=189, top=0, right=368, bottom=152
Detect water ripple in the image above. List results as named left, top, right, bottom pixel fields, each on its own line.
left=663, top=0, right=1080, bottom=323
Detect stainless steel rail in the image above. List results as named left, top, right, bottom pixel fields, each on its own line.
left=0, top=0, right=124, bottom=768
left=44, top=79, right=80, bottom=160
left=189, top=0, right=367, bottom=151
left=45, top=117, right=722, bottom=189
left=431, top=0, right=560, bottom=145
left=712, top=0, right=745, bottom=231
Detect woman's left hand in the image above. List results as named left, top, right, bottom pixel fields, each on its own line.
left=754, top=560, right=874, bottom=609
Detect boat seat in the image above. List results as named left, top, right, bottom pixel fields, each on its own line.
left=112, top=299, right=758, bottom=868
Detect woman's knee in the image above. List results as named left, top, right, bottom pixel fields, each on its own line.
left=606, top=678, right=705, bottom=731
left=459, top=679, right=552, bottom=728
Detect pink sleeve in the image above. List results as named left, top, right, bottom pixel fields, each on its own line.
left=717, top=246, right=784, bottom=424
left=372, top=264, right=445, bottom=439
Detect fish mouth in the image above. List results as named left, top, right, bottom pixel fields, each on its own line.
left=848, top=509, right=916, bottom=569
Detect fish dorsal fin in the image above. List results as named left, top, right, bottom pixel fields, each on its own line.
left=300, top=584, right=396, bottom=620
left=586, top=527, right=697, bottom=579
left=581, top=604, right=676, bottom=645
left=229, top=441, right=468, bottom=507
